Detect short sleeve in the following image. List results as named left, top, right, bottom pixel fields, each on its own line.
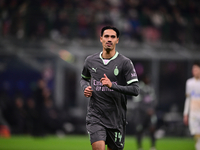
left=81, top=57, right=91, bottom=79
left=124, top=59, right=138, bottom=84
left=186, top=79, right=190, bottom=97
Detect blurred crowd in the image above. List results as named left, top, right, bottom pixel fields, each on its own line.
left=0, top=0, right=200, bottom=44
left=0, top=78, right=65, bottom=137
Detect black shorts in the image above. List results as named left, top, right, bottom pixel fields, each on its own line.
left=86, top=122, right=125, bottom=150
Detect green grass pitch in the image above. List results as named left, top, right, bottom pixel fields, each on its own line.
left=0, top=135, right=195, bottom=150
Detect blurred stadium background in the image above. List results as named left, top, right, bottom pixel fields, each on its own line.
left=0, top=0, right=200, bottom=149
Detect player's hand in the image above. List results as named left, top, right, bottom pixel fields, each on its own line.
left=183, top=115, right=188, bottom=126
left=84, top=86, right=93, bottom=98
left=100, top=74, right=112, bottom=88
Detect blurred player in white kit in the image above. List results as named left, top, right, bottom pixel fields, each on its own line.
left=183, top=61, right=200, bottom=150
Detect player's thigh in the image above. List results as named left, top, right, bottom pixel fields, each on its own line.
left=92, top=140, right=105, bottom=150
left=86, top=122, right=107, bottom=145
left=189, top=112, right=200, bottom=135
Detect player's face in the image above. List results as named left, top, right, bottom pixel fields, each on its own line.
left=100, top=29, right=119, bottom=52
left=192, top=65, right=200, bottom=79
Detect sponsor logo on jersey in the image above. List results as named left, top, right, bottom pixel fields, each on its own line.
left=93, top=79, right=117, bottom=91
left=191, top=90, right=200, bottom=98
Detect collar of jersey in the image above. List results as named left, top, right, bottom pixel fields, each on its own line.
left=99, top=51, right=119, bottom=65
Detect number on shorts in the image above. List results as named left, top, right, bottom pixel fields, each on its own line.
left=115, top=132, right=122, bottom=142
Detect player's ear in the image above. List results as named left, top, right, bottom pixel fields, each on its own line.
left=100, top=36, right=102, bottom=43
left=116, top=38, right=119, bottom=44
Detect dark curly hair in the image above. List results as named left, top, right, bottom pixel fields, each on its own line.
left=101, top=26, right=120, bottom=38
left=193, top=61, right=200, bottom=67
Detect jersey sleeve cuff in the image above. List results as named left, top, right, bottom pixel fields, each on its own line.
left=81, top=74, right=91, bottom=79
left=127, top=79, right=138, bottom=84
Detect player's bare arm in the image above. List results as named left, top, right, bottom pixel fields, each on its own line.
left=183, top=115, right=189, bottom=126
left=183, top=94, right=190, bottom=126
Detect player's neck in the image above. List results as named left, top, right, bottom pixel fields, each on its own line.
left=194, top=76, right=200, bottom=80
left=102, top=49, right=116, bottom=59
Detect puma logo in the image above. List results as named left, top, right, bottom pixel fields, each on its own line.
left=92, top=68, right=97, bottom=72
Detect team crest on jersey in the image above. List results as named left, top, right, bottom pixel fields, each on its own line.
left=114, top=66, right=119, bottom=76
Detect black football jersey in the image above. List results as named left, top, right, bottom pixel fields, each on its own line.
left=81, top=51, right=138, bottom=128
